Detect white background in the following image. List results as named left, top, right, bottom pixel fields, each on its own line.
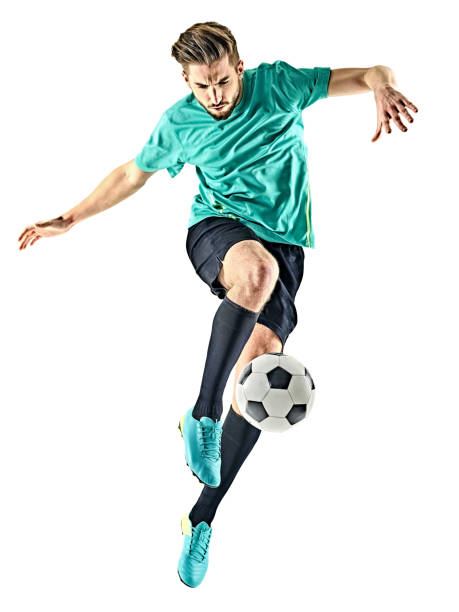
left=1, top=0, right=458, bottom=610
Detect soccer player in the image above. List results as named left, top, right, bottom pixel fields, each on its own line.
left=17, top=21, right=418, bottom=588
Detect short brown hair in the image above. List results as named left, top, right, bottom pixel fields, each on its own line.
left=171, top=21, right=240, bottom=75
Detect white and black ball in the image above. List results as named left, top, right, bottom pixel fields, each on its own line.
left=236, top=353, right=315, bottom=433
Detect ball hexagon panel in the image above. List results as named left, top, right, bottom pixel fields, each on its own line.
left=257, top=416, right=292, bottom=433
left=251, top=353, right=280, bottom=374
left=280, top=354, right=305, bottom=375
left=288, top=375, right=313, bottom=404
left=306, top=389, right=316, bottom=413
left=267, top=366, right=292, bottom=389
left=263, top=388, right=293, bottom=418
left=242, top=372, right=271, bottom=402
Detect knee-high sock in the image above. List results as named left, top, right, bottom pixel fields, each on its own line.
left=192, top=296, right=260, bottom=422
left=189, top=405, right=261, bottom=527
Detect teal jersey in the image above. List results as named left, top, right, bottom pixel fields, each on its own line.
left=134, top=60, right=331, bottom=248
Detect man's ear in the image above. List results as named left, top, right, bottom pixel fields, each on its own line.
left=182, top=70, right=191, bottom=88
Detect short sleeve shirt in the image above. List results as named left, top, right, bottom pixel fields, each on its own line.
left=134, top=60, right=331, bottom=248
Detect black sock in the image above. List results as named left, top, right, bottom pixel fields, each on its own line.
left=192, top=296, right=260, bottom=422
left=189, top=405, right=261, bottom=527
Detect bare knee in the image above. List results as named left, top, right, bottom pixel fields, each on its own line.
left=218, top=241, right=279, bottom=311
left=218, top=241, right=279, bottom=291
left=227, top=258, right=278, bottom=312
left=246, top=258, right=279, bottom=296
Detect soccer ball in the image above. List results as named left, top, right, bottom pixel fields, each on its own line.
left=235, top=353, right=315, bottom=433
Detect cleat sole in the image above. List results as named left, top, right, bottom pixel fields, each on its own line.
left=177, top=568, right=197, bottom=588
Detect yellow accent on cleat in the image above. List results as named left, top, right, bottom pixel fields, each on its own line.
left=181, top=513, right=192, bottom=536
left=178, top=414, right=186, bottom=437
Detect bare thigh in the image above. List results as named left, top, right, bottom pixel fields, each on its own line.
left=217, top=239, right=279, bottom=291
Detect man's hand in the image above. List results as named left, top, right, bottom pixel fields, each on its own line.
left=18, top=216, right=72, bottom=251
left=372, top=83, right=418, bottom=142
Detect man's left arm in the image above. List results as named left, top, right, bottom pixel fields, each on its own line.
left=327, top=65, right=419, bottom=142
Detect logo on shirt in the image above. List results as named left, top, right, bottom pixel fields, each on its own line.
left=209, top=191, right=239, bottom=221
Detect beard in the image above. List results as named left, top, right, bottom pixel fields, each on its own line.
left=198, top=77, right=244, bottom=121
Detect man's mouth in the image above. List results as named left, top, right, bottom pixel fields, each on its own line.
left=212, top=104, right=225, bottom=110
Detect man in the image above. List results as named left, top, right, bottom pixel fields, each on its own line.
left=17, top=21, right=418, bottom=588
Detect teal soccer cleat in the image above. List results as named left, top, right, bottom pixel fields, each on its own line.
left=177, top=513, right=213, bottom=588
left=178, top=407, right=222, bottom=487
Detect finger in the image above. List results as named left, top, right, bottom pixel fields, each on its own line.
left=19, top=237, right=27, bottom=251
left=383, top=112, right=391, bottom=134
left=397, top=102, right=414, bottom=123
left=30, top=235, right=41, bottom=246
left=19, top=229, right=34, bottom=248
left=27, top=233, right=38, bottom=247
left=21, top=233, right=36, bottom=250
left=402, top=98, right=418, bottom=113
left=18, top=226, right=33, bottom=242
left=372, top=122, right=381, bottom=142
left=391, top=111, right=408, bottom=132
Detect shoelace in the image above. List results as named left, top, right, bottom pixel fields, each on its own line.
left=198, top=422, right=222, bottom=461
left=188, top=526, right=212, bottom=562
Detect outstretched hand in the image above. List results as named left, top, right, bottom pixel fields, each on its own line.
left=372, top=84, right=418, bottom=142
left=18, top=216, right=71, bottom=251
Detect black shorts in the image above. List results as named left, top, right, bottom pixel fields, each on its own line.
left=186, top=216, right=305, bottom=350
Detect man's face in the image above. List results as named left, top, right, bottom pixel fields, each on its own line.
left=182, top=55, right=244, bottom=121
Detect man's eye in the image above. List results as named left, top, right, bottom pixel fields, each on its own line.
left=198, top=81, right=229, bottom=89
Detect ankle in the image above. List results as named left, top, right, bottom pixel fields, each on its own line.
left=192, top=401, right=223, bottom=422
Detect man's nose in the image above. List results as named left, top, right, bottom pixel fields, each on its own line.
left=209, top=87, right=223, bottom=105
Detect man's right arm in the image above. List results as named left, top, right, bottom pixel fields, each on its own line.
left=18, top=160, right=156, bottom=250
left=62, top=159, right=156, bottom=228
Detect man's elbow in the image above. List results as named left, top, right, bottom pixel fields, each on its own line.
left=124, top=159, right=156, bottom=188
